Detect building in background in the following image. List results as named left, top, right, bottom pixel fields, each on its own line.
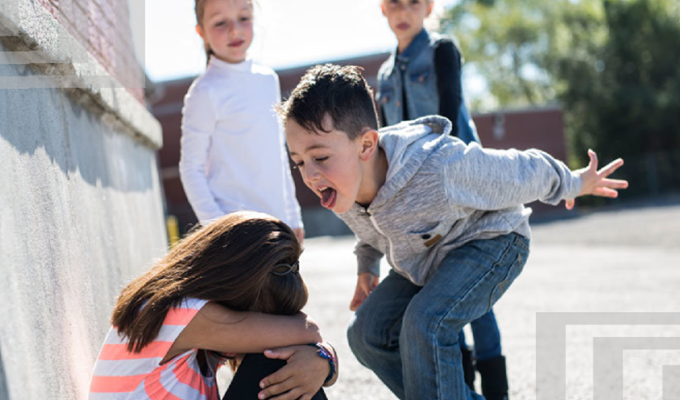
left=0, top=1, right=165, bottom=399
left=152, top=54, right=567, bottom=237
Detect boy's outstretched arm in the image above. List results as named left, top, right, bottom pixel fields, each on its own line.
left=565, top=149, right=629, bottom=210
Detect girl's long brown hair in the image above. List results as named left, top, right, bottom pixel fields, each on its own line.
left=111, top=211, right=307, bottom=353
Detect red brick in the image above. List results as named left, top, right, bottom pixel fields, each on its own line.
left=36, top=0, right=145, bottom=103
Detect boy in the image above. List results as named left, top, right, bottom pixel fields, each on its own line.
left=280, top=64, right=627, bottom=400
left=378, top=1, right=500, bottom=396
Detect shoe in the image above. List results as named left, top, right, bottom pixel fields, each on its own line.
left=476, top=355, right=509, bottom=400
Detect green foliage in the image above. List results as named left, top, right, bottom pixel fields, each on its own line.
left=444, top=0, right=570, bottom=108
left=443, top=0, right=680, bottom=196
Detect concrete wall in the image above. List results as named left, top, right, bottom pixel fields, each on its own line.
left=0, top=1, right=166, bottom=399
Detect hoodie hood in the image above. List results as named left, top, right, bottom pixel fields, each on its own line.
left=370, top=115, right=453, bottom=209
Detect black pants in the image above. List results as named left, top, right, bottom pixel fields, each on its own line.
left=223, top=354, right=328, bottom=400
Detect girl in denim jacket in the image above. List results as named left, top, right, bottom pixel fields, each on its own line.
left=376, top=1, right=507, bottom=399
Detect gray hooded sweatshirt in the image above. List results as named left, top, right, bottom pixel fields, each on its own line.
left=337, top=116, right=583, bottom=285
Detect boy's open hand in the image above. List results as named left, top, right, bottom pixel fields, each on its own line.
left=350, top=272, right=379, bottom=311
left=259, top=345, right=328, bottom=400
left=565, top=149, right=629, bottom=210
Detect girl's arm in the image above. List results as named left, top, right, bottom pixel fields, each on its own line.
left=434, top=39, right=463, bottom=137
left=179, top=83, right=224, bottom=224
left=164, top=302, right=321, bottom=362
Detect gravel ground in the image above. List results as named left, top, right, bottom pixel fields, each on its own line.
left=221, top=197, right=680, bottom=400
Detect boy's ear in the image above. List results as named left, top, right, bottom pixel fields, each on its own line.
left=358, top=129, right=380, bottom=161
left=426, top=1, right=434, bottom=16
left=380, top=1, right=387, bottom=16
left=195, top=25, right=205, bottom=40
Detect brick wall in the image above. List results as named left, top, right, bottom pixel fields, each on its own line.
left=36, top=0, right=144, bottom=102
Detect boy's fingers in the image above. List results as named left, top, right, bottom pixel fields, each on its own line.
left=597, top=158, right=624, bottom=177
left=565, top=198, right=575, bottom=210
left=350, top=291, right=367, bottom=311
left=358, top=281, right=371, bottom=295
left=350, top=296, right=363, bottom=311
left=588, top=149, right=598, bottom=171
left=600, top=178, right=629, bottom=189
left=593, top=187, right=619, bottom=198
left=359, top=277, right=376, bottom=296
left=350, top=294, right=359, bottom=311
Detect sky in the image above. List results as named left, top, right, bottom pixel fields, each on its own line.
left=135, top=0, right=461, bottom=83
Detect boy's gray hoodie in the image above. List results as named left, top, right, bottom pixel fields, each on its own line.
left=337, top=116, right=583, bottom=285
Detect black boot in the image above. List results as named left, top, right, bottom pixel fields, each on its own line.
left=461, top=347, right=476, bottom=392
left=476, top=355, right=509, bottom=400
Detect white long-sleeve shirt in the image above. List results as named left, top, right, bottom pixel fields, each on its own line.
left=179, top=56, right=303, bottom=229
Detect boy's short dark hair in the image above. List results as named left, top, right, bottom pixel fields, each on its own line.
left=279, top=64, right=379, bottom=140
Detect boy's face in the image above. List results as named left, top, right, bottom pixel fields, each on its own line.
left=286, top=118, right=365, bottom=214
left=197, top=0, right=253, bottom=63
left=381, top=0, right=433, bottom=46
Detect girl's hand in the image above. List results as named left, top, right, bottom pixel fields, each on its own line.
left=294, top=228, right=305, bottom=244
left=258, top=345, right=328, bottom=400
left=565, top=149, right=629, bottom=210
left=349, top=272, right=379, bottom=311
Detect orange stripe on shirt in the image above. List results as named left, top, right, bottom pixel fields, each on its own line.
left=173, top=354, right=209, bottom=395
left=99, top=340, right=173, bottom=361
left=144, top=368, right=184, bottom=400
left=163, top=307, right=201, bottom=326
left=90, top=374, right=146, bottom=393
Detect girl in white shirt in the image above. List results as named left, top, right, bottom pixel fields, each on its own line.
left=180, top=0, right=304, bottom=241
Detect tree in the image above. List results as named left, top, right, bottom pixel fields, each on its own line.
left=443, top=0, right=578, bottom=109
left=443, top=0, right=680, bottom=196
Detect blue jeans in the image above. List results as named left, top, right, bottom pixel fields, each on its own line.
left=347, top=233, right=529, bottom=400
left=458, top=309, right=502, bottom=361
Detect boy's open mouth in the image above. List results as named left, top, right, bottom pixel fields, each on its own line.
left=319, top=187, right=337, bottom=210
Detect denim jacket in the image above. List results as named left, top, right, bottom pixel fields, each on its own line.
left=377, top=29, right=480, bottom=145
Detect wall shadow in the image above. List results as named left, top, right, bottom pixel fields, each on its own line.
left=0, top=39, right=156, bottom=195
left=0, top=346, right=10, bottom=400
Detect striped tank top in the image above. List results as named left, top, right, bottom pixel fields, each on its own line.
left=89, top=298, right=220, bottom=400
